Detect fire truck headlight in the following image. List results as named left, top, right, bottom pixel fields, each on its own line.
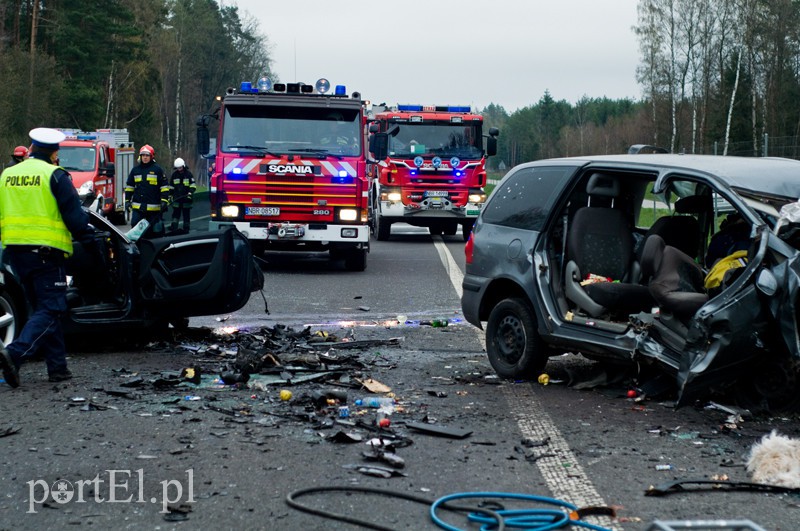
left=387, top=192, right=402, bottom=202
left=338, top=209, right=358, bottom=222
left=341, top=228, right=357, bottom=238
left=221, top=205, right=240, bottom=218
left=469, top=193, right=486, bottom=204
left=78, top=181, right=94, bottom=196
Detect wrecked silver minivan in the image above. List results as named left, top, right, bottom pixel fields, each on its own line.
left=462, top=154, right=800, bottom=410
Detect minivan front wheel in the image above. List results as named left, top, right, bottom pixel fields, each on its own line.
left=486, top=298, right=546, bottom=379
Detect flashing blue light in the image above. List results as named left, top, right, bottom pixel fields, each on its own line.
left=410, top=171, right=417, bottom=176
left=338, top=170, right=348, bottom=178
left=240, top=81, right=252, bottom=92
left=413, top=156, right=424, bottom=168
left=76, top=134, right=97, bottom=140
left=450, top=157, right=460, bottom=167
left=398, top=105, right=423, bottom=112
left=332, top=176, right=354, bottom=184
left=456, top=171, right=463, bottom=177
left=432, top=157, right=442, bottom=168
left=448, top=106, right=471, bottom=112
left=257, top=76, right=272, bottom=92
left=227, top=167, right=247, bottom=180
left=334, top=85, right=346, bottom=96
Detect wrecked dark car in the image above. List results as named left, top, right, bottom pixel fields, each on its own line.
left=462, top=154, right=800, bottom=410
left=0, top=208, right=264, bottom=343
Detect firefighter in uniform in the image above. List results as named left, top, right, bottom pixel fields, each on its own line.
left=0, top=128, right=96, bottom=388
left=169, top=157, right=196, bottom=232
left=7, top=145, right=28, bottom=168
left=125, top=144, right=169, bottom=236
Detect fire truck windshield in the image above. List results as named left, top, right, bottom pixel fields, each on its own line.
left=387, top=122, right=483, bottom=159
left=58, top=146, right=96, bottom=172
left=222, top=105, right=361, bottom=157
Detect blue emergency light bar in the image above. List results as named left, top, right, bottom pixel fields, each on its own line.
left=234, top=78, right=346, bottom=96
left=396, top=105, right=472, bottom=113
left=76, top=135, right=97, bottom=140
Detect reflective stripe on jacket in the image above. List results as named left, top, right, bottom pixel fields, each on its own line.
left=0, top=158, right=73, bottom=254
left=125, top=161, right=169, bottom=212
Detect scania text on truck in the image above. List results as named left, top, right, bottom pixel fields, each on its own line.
left=367, top=105, right=498, bottom=241
left=57, top=129, right=136, bottom=224
left=197, top=77, right=370, bottom=271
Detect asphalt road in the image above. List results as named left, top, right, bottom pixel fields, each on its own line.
left=0, top=216, right=798, bottom=530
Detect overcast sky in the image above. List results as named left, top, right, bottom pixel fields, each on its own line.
left=230, top=0, right=641, bottom=113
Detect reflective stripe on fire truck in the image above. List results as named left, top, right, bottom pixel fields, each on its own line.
left=320, top=160, right=356, bottom=176
left=223, top=158, right=357, bottom=177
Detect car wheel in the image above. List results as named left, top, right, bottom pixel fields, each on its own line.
left=443, top=223, right=457, bottom=236
left=0, top=290, right=18, bottom=347
left=485, top=298, right=546, bottom=379
left=344, top=248, right=367, bottom=272
left=735, top=356, right=800, bottom=413
left=375, top=206, right=391, bottom=241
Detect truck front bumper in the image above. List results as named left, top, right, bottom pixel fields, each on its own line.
left=209, top=221, right=370, bottom=243
left=380, top=200, right=483, bottom=219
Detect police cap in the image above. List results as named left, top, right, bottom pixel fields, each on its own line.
left=29, top=127, right=66, bottom=151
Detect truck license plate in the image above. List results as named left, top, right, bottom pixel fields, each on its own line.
left=246, top=206, right=280, bottom=216
left=424, top=191, right=448, bottom=198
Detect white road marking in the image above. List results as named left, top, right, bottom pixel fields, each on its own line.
left=433, top=236, right=618, bottom=530
left=433, top=237, right=463, bottom=299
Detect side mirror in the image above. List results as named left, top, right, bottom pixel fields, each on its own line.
left=196, top=115, right=210, bottom=156
left=486, top=136, right=497, bottom=157
left=485, top=127, right=499, bottom=157
left=369, top=132, right=389, bottom=160
left=368, top=123, right=379, bottom=134
left=100, top=161, right=115, bottom=177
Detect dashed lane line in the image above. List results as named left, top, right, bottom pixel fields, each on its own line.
left=432, top=236, right=619, bottom=530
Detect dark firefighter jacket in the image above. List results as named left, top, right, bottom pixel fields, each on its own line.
left=125, top=160, right=169, bottom=212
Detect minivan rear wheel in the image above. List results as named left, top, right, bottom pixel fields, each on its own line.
left=485, top=298, right=546, bottom=379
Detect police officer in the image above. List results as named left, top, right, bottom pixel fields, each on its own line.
left=169, top=157, right=196, bottom=232
left=7, top=145, right=28, bottom=168
left=125, top=145, right=169, bottom=236
left=0, top=128, right=96, bottom=388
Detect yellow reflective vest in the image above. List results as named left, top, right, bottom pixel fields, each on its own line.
left=0, top=157, right=73, bottom=255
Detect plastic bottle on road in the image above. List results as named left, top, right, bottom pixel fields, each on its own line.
left=355, top=397, right=395, bottom=408
left=125, top=218, right=150, bottom=241
left=431, top=319, right=448, bottom=327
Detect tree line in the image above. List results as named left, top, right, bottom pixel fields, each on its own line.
left=0, top=0, right=272, bottom=172
left=484, top=0, right=800, bottom=170
left=4, top=1, right=800, bottom=177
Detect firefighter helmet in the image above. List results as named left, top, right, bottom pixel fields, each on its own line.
left=13, top=145, right=28, bottom=158
left=174, top=157, right=185, bottom=169
left=139, top=145, right=154, bottom=157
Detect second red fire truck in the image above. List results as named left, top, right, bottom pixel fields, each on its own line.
left=367, top=105, right=498, bottom=241
left=197, top=77, right=371, bottom=271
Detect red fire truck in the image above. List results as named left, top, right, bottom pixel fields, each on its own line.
left=367, top=105, right=498, bottom=241
left=57, top=129, right=136, bottom=224
left=197, top=77, right=370, bottom=271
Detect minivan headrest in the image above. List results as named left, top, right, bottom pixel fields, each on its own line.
left=586, top=174, right=620, bottom=198
left=675, top=194, right=712, bottom=214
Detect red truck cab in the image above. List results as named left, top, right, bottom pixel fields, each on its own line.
left=367, top=105, right=498, bottom=241
left=57, top=129, right=135, bottom=224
